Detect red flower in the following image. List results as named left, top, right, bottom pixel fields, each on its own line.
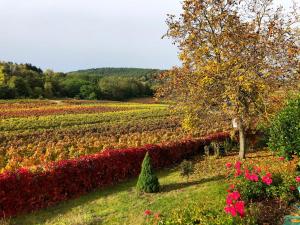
left=245, top=173, right=259, bottom=182
left=234, top=169, right=242, bottom=177
left=226, top=162, right=232, bottom=168
left=235, top=201, right=245, bottom=217
left=227, top=191, right=241, bottom=201
left=224, top=205, right=237, bottom=217
left=154, top=213, right=160, bottom=219
left=290, top=186, right=296, bottom=191
left=252, top=174, right=259, bottom=182
left=265, top=172, right=272, bottom=178
left=226, top=196, right=233, bottom=205
left=232, top=191, right=240, bottom=200
left=296, top=176, right=300, bottom=183
left=144, top=210, right=152, bottom=216
left=278, top=157, right=285, bottom=161
left=225, top=191, right=245, bottom=218
left=235, top=161, right=242, bottom=170
left=262, top=175, right=272, bottom=185
left=227, top=184, right=235, bottom=192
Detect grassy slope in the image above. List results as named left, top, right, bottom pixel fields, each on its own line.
left=10, top=167, right=227, bottom=225
left=8, top=151, right=284, bottom=225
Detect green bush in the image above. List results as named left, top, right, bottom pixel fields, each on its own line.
left=179, top=160, right=194, bottom=181
left=268, top=95, right=300, bottom=159
left=222, top=139, right=237, bottom=153
left=136, top=152, right=160, bottom=193
left=210, top=141, right=221, bottom=157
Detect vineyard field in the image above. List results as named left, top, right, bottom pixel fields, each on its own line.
left=0, top=99, right=189, bottom=172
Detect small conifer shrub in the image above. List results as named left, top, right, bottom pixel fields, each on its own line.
left=136, top=152, right=160, bottom=193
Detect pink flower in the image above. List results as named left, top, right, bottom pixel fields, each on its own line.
left=245, top=173, right=259, bottom=182
left=144, top=210, right=152, bottom=216
left=226, top=191, right=240, bottom=205
left=231, top=191, right=240, bottom=201
left=235, top=161, right=242, bottom=170
left=224, top=205, right=237, bottom=217
left=251, top=174, right=259, bottom=182
left=226, top=196, right=233, bottom=205
left=296, top=176, right=300, bottom=183
left=262, top=175, right=272, bottom=185
left=235, top=201, right=245, bottom=217
left=226, top=162, right=232, bottom=168
left=234, top=169, right=242, bottom=177
left=225, top=191, right=245, bottom=218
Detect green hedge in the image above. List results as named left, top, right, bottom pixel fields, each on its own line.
left=268, top=95, right=300, bottom=159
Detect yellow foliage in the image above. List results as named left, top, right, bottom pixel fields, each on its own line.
left=158, top=0, right=300, bottom=134
left=0, top=66, right=5, bottom=86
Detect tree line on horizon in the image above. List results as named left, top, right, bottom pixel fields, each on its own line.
left=0, top=61, right=161, bottom=101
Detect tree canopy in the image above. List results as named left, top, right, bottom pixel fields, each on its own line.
left=157, top=0, right=300, bottom=158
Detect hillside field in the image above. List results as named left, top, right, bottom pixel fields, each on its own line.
left=0, top=99, right=188, bottom=172
left=0, top=99, right=299, bottom=225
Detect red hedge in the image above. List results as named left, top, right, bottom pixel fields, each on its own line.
left=0, top=132, right=229, bottom=218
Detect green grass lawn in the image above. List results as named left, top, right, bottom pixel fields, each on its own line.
left=6, top=151, right=279, bottom=225
left=8, top=165, right=227, bottom=225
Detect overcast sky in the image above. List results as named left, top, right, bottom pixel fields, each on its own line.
left=0, top=0, right=294, bottom=72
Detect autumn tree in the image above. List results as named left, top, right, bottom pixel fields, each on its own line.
left=157, top=0, right=300, bottom=159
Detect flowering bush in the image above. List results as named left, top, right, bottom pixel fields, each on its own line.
left=0, top=132, right=229, bottom=218
left=225, top=159, right=299, bottom=221
left=224, top=190, right=245, bottom=218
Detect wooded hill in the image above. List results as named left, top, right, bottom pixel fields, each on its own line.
left=0, top=61, right=162, bottom=100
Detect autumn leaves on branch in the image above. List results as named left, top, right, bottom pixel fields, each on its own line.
left=157, top=0, right=300, bottom=159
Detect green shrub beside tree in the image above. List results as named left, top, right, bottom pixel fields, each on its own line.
left=268, top=95, right=300, bottom=159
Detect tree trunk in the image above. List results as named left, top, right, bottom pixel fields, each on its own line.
left=239, top=124, right=246, bottom=159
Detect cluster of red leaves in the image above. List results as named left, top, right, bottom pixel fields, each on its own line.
left=0, top=132, right=229, bottom=218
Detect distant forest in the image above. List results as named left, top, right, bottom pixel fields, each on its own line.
left=0, top=61, right=162, bottom=100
